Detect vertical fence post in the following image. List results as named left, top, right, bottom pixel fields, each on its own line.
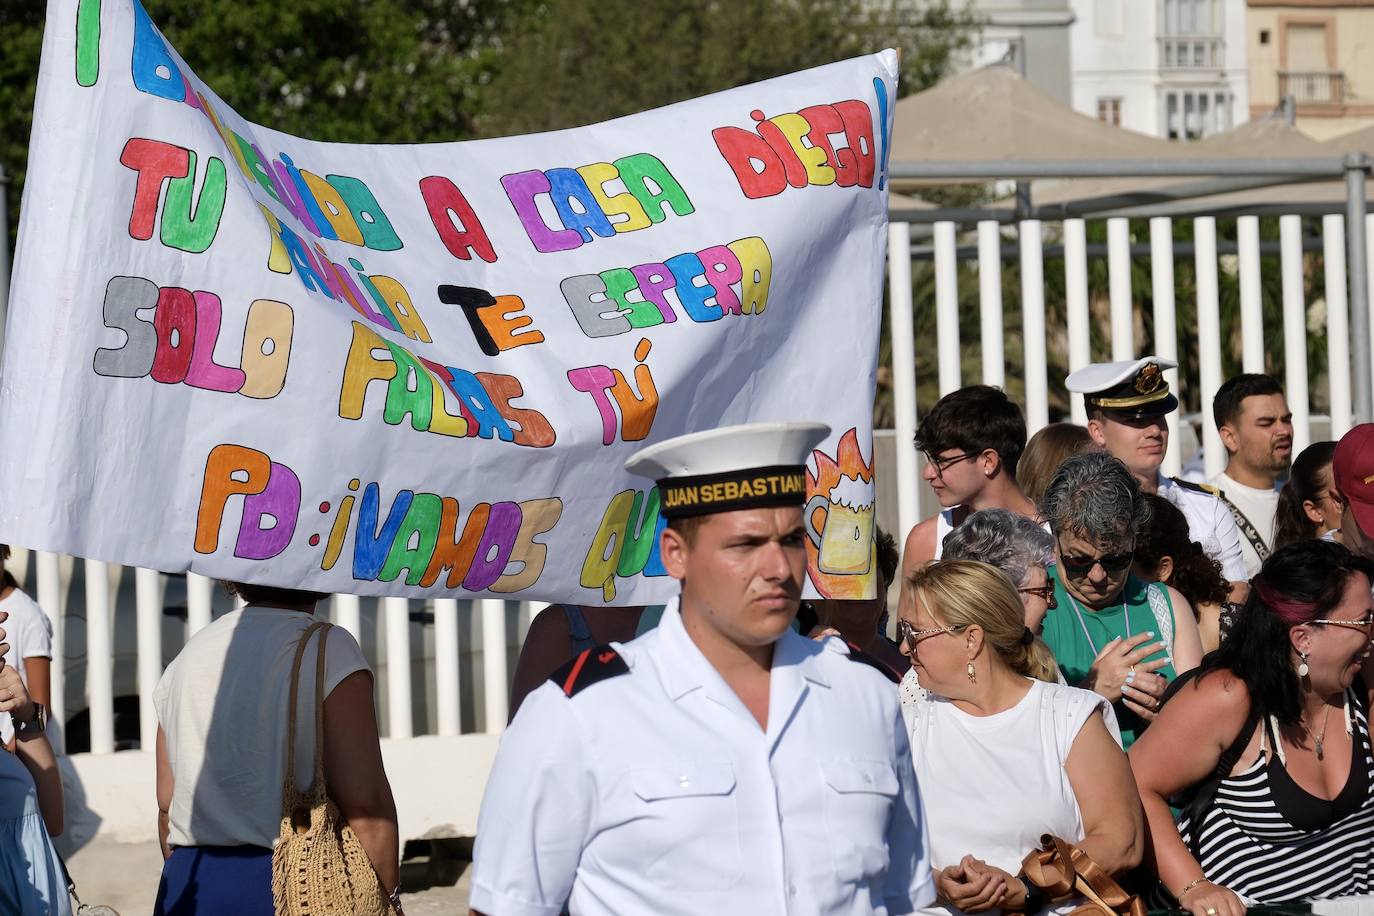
left=934, top=221, right=961, bottom=395
left=1237, top=215, right=1265, bottom=374
left=84, top=559, right=115, bottom=754
left=977, top=221, right=1005, bottom=388
left=186, top=572, right=212, bottom=636
left=1020, top=221, right=1049, bottom=432
left=1324, top=215, right=1353, bottom=439
left=1107, top=217, right=1134, bottom=360
left=332, top=593, right=361, bottom=642
left=433, top=598, right=461, bottom=736
left=135, top=567, right=163, bottom=752
left=1279, top=216, right=1312, bottom=454
left=1346, top=160, right=1372, bottom=424
left=480, top=598, right=508, bottom=732
left=1194, top=217, right=1226, bottom=480
left=887, top=223, right=919, bottom=544
left=35, top=552, right=64, bottom=746
left=1064, top=219, right=1091, bottom=426
left=1150, top=218, right=1183, bottom=478
left=382, top=597, right=412, bottom=739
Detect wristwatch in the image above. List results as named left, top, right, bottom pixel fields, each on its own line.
left=1017, top=874, right=1047, bottom=914
left=14, top=702, right=46, bottom=738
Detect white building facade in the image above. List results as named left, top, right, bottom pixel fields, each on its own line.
left=1069, top=0, right=1251, bottom=139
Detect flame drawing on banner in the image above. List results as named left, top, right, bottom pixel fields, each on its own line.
left=804, top=427, right=877, bottom=600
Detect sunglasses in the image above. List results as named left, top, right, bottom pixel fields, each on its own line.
left=1056, top=539, right=1134, bottom=577
left=896, top=618, right=963, bottom=648
left=1018, top=584, right=1058, bottom=609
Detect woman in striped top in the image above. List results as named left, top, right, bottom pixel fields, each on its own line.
left=1130, top=540, right=1374, bottom=916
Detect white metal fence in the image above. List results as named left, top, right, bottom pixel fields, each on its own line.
left=7, top=158, right=1374, bottom=846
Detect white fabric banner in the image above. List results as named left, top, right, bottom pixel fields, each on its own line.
left=0, top=0, right=894, bottom=604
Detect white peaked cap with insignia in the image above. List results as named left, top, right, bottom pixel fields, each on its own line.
left=626, top=421, right=830, bottom=519
left=1066, top=356, right=1179, bottom=419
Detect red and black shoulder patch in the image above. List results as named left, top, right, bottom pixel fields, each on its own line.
left=549, top=644, right=630, bottom=698
left=844, top=641, right=902, bottom=684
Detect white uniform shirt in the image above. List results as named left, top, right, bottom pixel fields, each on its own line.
left=1206, top=472, right=1280, bottom=578
left=1156, top=475, right=1247, bottom=581
left=470, top=600, right=934, bottom=916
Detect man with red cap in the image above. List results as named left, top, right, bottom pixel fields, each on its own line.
left=1333, top=423, right=1374, bottom=562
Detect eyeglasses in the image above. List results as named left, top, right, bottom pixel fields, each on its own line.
left=1018, top=584, right=1058, bottom=609
left=896, top=618, right=963, bottom=648
left=1310, top=611, right=1374, bottom=632
left=923, top=451, right=977, bottom=478
left=1056, top=539, right=1135, bottom=577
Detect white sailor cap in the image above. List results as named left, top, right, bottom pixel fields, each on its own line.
left=625, top=421, right=830, bottom=519
left=1065, top=357, right=1178, bottom=419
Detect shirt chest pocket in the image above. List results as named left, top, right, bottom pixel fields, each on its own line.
left=622, top=761, right=742, bottom=890
left=822, top=757, right=899, bottom=883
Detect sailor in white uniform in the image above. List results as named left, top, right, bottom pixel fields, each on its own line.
left=468, top=422, right=934, bottom=916
left=1067, top=357, right=1248, bottom=588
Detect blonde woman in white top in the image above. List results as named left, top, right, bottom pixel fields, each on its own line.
left=900, top=560, right=1142, bottom=914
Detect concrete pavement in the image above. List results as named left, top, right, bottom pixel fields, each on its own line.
left=63, top=838, right=473, bottom=913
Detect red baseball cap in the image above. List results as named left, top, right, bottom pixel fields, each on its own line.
left=1333, top=423, right=1374, bottom=536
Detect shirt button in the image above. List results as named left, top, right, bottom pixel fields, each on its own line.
left=679, top=776, right=690, bottom=788
left=862, top=773, right=873, bottom=784
left=788, top=884, right=798, bottom=896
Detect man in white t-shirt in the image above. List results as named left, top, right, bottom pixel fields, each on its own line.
left=1207, top=374, right=1293, bottom=576
left=0, top=545, right=54, bottom=748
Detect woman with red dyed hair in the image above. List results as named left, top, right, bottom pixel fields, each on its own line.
left=1130, top=540, right=1374, bottom=915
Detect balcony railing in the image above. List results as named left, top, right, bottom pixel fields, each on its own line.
left=1279, top=70, right=1347, bottom=106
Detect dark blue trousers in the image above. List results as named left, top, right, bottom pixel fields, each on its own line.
left=153, top=845, right=274, bottom=916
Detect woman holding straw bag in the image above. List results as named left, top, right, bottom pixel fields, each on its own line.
left=153, top=582, right=399, bottom=915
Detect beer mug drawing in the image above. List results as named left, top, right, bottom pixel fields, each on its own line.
left=804, top=474, right=874, bottom=576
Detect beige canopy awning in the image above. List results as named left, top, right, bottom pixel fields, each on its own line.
left=888, top=66, right=1178, bottom=188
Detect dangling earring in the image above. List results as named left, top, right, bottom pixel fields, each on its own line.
left=966, top=661, right=977, bottom=683
left=1298, top=651, right=1310, bottom=678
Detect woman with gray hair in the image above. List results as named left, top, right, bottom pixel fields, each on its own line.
left=942, top=508, right=1057, bottom=634
left=1041, top=451, right=1203, bottom=747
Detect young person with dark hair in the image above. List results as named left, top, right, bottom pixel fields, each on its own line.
left=1273, top=441, right=1341, bottom=549
left=1204, top=374, right=1293, bottom=576
left=1067, top=358, right=1247, bottom=593
left=1134, top=496, right=1234, bottom=653
left=901, top=386, right=1038, bottom=580
left=1131, top=540, right=1374, bottom=914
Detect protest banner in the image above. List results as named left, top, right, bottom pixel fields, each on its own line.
left=0, top=0, right=896, bottom=604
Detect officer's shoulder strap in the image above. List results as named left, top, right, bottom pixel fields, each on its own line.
left=843, top=641, right=902, bottom=684
left=1169, top=476, right=1220, bottom=496
left=548, top=644, right=630, bottom=698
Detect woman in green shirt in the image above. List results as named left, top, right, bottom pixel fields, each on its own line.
left=1040, top=451, right=1204, bottom=745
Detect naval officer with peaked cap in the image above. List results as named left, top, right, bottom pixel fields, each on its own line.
left=1067, top=357, right=1247, bottom=589
left=469, top=422, right=934, bottom=916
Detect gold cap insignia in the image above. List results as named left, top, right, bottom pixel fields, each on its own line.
left=1134, top=363, right=1164, bottom=395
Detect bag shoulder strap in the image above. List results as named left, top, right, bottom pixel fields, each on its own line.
left=1210, top=484, right=1271, bottom=561
left=283, top=620, right=332, bottom=807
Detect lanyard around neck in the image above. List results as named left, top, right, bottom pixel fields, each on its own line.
left=1065, top=589, right=1130, bottom=658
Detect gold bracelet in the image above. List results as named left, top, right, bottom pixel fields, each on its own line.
left=1176, top=877, right=1208, bottom=901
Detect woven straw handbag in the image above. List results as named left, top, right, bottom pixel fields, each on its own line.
left=272, top=621, right=388, bottom=916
